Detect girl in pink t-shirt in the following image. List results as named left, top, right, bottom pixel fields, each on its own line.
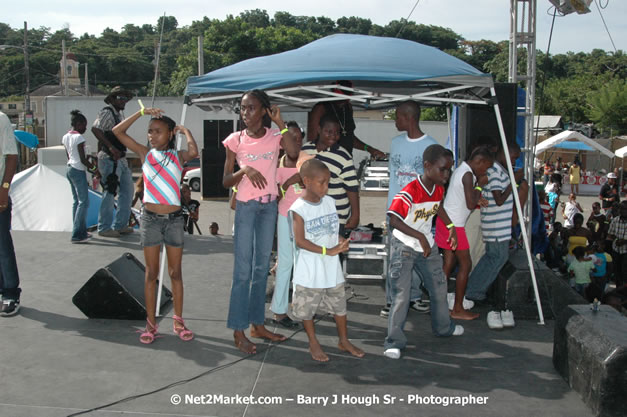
left=222, top=90, right=299, bottom=354
left=271, top=122, right=311, bottom=329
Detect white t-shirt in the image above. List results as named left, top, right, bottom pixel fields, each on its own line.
left=62, top=130, right=87, bottom=171
left=563, top=201, right=581, bottom=228
left=443, top=161, right=475, bottom=227
left=0, top=111, right=18, bottom=181
left=289, top=195, right=344, bottom=289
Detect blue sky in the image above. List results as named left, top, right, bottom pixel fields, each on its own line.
left=3, top=0, right=625, bottom=54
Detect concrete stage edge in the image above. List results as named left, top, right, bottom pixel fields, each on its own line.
left=0, top=230, right=594, bottom=417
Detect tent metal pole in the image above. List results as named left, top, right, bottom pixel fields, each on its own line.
left=155, top=103, right=190, bottom=318
left=491, top=87, right=545, bottom=325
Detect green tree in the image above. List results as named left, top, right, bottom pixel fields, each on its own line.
left=587, top=78, right=627, bottom=134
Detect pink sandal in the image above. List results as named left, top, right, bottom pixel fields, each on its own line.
left=139, top=319, right=158, bottom=344
left=173, top=315, right=194, bottom=341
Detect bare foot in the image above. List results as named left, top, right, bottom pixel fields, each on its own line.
left=234, top=331, right=257, bottom=354
left=250, top=325, right=287, bottom=342
left=450, top=308, right=479, bottom=321
left=338, top=340, right=365, bottom=358
left=309, top=341, right=329, bottom=362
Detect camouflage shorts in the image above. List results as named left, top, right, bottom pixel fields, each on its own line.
left=290, top=283, right=346, bottom=320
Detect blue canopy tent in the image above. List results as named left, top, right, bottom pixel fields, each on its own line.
left=185, top=34, right=494, bottom=112
left=181, top=33, right=545, bottom=322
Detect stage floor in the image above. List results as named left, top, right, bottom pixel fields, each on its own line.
left=0, top=228, right=595, bottom=417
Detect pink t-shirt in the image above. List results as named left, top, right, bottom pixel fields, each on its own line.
left=222, top=128, right=282, bottom=202
left=276, top=166, right=303, bottom=217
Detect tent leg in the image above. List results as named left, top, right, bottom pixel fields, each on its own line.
left=156, top=243, right=166, bottom=317
left=491, top=87, right=545, bottom=325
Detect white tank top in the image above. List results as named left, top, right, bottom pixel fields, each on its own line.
left=443, top=161, right=476, bottom=227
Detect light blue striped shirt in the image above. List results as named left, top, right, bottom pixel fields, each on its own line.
left=480, top=162, right=513, bottom=242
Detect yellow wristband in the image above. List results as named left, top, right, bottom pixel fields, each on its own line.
left=321, top=246, right=326, bottom=256
left=474, top=186, right=483, bottom=191
left=280, top=128, right=289, bottom=135
left=140, top=108, right=144, bottom=116
left=280, top=186, right=286, bottom=198
left=232, top=186, right=238, bottom=193
left=446, top=223, right=455, bottom=229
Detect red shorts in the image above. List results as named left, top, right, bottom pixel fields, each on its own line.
left=435, top=217, right=470, bottom=251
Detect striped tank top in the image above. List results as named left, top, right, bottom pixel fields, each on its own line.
left=142, top=148, right=182, bottom=206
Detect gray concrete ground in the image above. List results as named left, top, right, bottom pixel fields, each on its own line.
left=0, top=191, right=599, bottom=417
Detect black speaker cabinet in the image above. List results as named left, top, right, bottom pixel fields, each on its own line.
left=202, top=119, right=234, bottom=198
left=72, top=253, right=172, bottom=320
left=465, top=82, right=518, bottom=155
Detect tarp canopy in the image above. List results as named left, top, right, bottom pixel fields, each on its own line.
left=553, top=141, right=595, bottom=151
left=185, top=34, right=494, bottom=112
left=534, top=130, right=614, bottom=158
left=615, top=145, right=627, bottom=158
left=9, top=163, right=100, bottom=232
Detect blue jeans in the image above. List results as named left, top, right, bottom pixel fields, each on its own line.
left=466, top=240, right=510, bottom=301
left=271, top=214, right=293, bottom=315
left=66, top=166, right=90, bottom=241
left=0, top=199, right=20, bottom=300
left=385, top=220, right=424, bottom=305
left=97, top=154, right=133, bottom=232
left=227, top=199, right=278, bottom=330
left=384, top=237, right=455, bottom=350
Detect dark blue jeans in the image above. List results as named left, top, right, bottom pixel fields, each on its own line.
left=0, top=199, right=20, bottom=300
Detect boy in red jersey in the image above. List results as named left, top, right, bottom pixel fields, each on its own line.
left=384, top=144, right=463, bottom=360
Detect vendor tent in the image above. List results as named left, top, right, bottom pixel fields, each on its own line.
left=182, top=33, right=545, bottom=323
left=615, top=145, right=627, bottom=158
left=535, top=130, right=615, bottom=158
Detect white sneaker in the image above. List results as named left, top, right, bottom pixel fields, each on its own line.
left=487, top=311, right=504, bottom=330
left=383, top=348, right=401, bottom=359
left=447, top=293, right=475, bottom=310
left=500, top=310, right=515, bottom=328
left=452, top=325, right=464, bottom=336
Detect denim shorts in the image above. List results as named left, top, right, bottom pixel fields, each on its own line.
left=140, top=209, right=184, bottom=248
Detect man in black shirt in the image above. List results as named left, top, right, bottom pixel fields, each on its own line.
left=599, top=172, right=620, bottom=213
left=307, top=81, right=385, bottom=158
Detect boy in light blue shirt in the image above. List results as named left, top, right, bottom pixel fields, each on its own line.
left=381, top=101, right=438, bottom=317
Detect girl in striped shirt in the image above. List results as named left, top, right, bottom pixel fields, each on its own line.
left=114, top=108, right=198, bottom=344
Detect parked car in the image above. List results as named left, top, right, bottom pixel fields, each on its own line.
left=182, top=168, right=201, bottom=192
left=181, top=158, right=201, bottom=181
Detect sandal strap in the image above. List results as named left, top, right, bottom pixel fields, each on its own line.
left=173, top=315, right=194, bottom=341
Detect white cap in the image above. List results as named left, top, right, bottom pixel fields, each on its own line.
left=607, top=173, right=617, bottom=179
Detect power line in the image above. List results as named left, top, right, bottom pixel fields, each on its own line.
left=396, top=0, right=421, bottom=38
left=593, top=0, right=617, bottom=52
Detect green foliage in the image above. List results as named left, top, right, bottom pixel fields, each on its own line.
left=587, top=78, right=627, bottom=134
left=420, top=107, right=448, bottom=122
left=0, top=13, right=624, bottom=134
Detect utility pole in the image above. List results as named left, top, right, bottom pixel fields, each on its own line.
left=84, top=63, right=89, bottom=96
left=198, top=35, right=204, bottom=75
left=23, top=22, right=30, bottom=115
left=62, top=39, right=68, bottom=96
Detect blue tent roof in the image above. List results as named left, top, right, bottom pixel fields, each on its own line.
left=552, top=141, right=595, bottom=151
left=185, top=34, right=492, bottom=109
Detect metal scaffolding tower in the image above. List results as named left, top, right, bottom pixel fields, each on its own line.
left=509, top=0, right=537, bottom=236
